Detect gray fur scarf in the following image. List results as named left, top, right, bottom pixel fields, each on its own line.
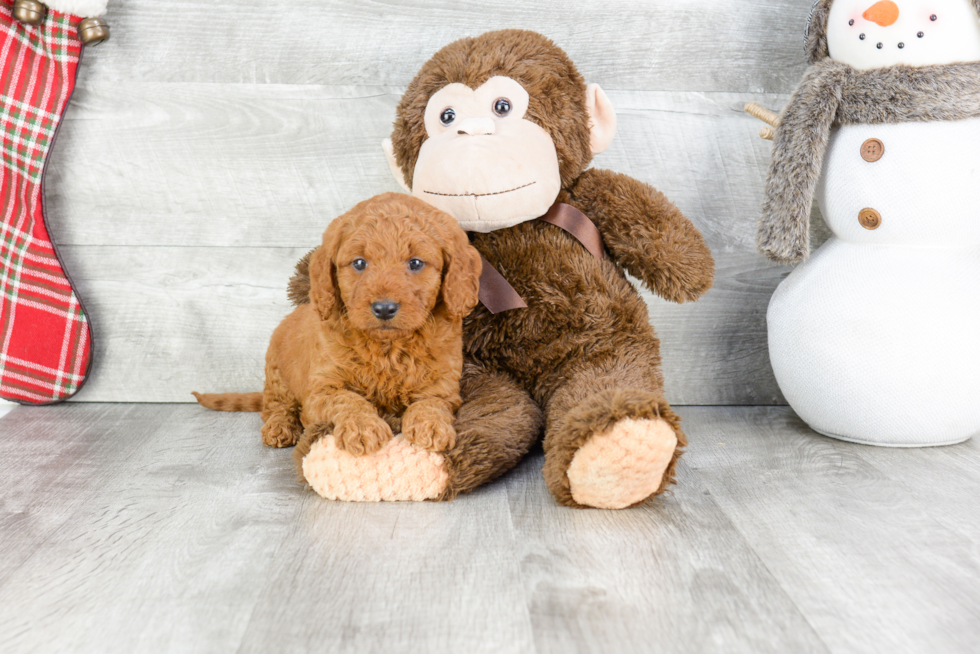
left=759, top=60, right=980, bottom=263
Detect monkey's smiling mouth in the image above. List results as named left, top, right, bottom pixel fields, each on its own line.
left=422, top=181, right=536, bottom=198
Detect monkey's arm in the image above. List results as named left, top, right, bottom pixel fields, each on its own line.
left=565, top=168, right=715, bottom=303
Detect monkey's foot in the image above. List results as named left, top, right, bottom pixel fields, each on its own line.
left=566, top=417, right=677, bottom=510
left=301, top=434, right=449, bottom=502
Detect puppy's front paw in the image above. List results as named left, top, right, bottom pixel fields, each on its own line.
left=333, top=413, right=394, bottom=456
left=403, top=406, right=457, bottom=452
left=261, top=415, right=302, bottom=448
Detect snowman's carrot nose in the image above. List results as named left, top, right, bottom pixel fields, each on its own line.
left=863, top=0, right=900, bottom=26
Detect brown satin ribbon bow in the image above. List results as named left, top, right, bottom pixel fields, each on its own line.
left=477, top=202, right=606, bottom=314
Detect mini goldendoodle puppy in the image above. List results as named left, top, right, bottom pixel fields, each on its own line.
left=194, top=192, right=482, bottom=460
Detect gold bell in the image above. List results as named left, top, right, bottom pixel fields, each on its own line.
left=12, top=0, right=47, bottom=25
left=77, top=17, right=110, bottom=46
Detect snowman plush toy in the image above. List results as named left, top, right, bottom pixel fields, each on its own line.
left=757, top=0, right=980, bottom=446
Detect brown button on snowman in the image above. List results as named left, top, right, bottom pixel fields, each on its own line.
left=749, top=0, right=980, bottom=446
left=860, top=138, right=884, bottom=162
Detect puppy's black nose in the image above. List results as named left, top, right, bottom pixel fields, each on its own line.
left=371, top=300, right=400, bottom=321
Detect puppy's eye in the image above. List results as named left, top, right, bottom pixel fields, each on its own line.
left=440, top=108, right=456, bottom=125
left=408, top=258, right=425, bottom=272
left=351, top=258, right=367, bottom=272
left=493, top=98, right=511, bottom=116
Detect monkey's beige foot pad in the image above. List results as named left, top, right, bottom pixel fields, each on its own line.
left=302, top=435, right=449, bottom=502
left=566, top=417, right=678, bottom=510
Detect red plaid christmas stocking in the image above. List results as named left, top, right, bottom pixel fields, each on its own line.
left=0, top=1, right=93, bottom=404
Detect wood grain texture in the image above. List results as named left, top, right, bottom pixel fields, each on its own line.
left=59, top=246, right=301, bottom=402
left=80, top=0, right=811, bottom=92
left=46, top=87, right=793, bottom=404
left=237, top=475, right=536, bottom=654
left=55, top=244, right=786, bottom=404
left=681, top=407, right=980, bottom=654
left=34, top=0, right=818, bottom=404
left=503, top=454, right=827, bottom=654
left=0, top=405, right=297, bottom=652
left=45, top=86, right=787, bottom=249
left=2, top=405, right=978, bottom=653
left=45, top=83, right=406, bottom=248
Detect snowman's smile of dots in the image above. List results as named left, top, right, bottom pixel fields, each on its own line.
left=846, top=1, right=937, bottom=51
left=827, top=0, right=980, bottom=69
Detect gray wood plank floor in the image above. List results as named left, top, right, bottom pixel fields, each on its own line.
left=1, top=405, right=976, bottom=654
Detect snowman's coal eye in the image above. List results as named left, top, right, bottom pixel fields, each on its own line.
left=440, top=108, right=456, bottom=125
left=493, top=98, right=512, bottom=116
left=849, top=19, right=855, bottom=26
left=931, top=14, right=937, bottom=21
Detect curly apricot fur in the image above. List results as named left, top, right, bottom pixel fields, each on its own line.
left=196, top=193, right=481, bottom=461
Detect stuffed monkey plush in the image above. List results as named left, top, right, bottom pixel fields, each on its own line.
left=753, top=0, right=980, bottom=446
left=292, top=30, right=715, bottom=508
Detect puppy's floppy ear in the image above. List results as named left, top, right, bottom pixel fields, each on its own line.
left=440, top=225, right=482, bottom=319
left=309, top=217, right=346, bottom=320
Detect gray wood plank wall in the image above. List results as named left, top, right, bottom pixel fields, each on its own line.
left=43, top=0, right=822, bottom=404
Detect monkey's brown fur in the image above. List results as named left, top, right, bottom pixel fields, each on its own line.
left=197, top=193, right=482, bottom=462
left=291, top=30, right=715, bottom=507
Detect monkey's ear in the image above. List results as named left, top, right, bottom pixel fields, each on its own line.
left=382, top=138, right=412, bottom=192
left=586, top=84, right=617, bottom=155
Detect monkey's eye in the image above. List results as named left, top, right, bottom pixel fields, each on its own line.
left=493, top=98, right=512, bottom=116
left=439, top=108, right=456, bottom=125
left=352, top=258, right=367, bottom=272
left=408, top=258, right=425, bottom=272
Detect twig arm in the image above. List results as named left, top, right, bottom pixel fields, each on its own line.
left=744, top=102, right=780, bottom=141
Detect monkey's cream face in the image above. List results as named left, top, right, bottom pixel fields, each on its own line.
left=409, top=76, right=562, bottom=232
left=827, top=0, right=980, bottom=69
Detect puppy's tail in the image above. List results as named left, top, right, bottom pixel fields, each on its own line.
left=192, top=391, right=263, bottom=412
